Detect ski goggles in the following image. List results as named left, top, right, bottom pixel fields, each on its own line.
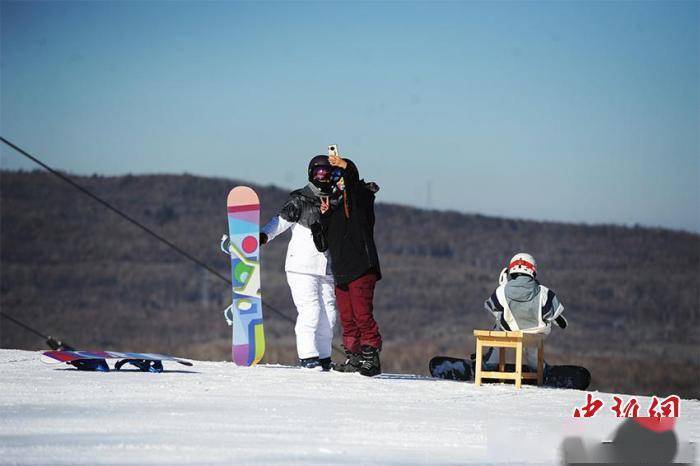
left=312, top=166, right=332, bottom=182
left=330, top=167, right=343, bottom=183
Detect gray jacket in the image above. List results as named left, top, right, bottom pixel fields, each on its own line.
left=484, top=275, right=567, bottom=333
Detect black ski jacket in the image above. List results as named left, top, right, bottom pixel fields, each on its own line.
left=317, top=159, right=381, bottom=286
left=280, top=184, right=324, bottom=228
left=279, top=183, right=328, bottom=251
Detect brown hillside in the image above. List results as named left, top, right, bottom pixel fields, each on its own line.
left=1, top=170, right=698, bottom=398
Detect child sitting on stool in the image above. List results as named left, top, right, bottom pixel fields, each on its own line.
left=482, top=253, right=567, bottom=371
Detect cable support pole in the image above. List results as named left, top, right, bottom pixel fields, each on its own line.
left=1, top=136, right=228, bottom=283
left=0, top=311, right=74, bottom=350
left=0, top=311, right=48, bottom=340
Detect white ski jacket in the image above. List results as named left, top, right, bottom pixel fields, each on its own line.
left=261, top=216, right=332, bottom=276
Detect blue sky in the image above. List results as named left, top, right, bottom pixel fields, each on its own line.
left=2, top=1, right=698, bottom=232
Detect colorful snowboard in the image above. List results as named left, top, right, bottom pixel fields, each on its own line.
left=225, top=186, right=265, bottom=366
left=429, top=355, right=591, bottom=390
left=41, top=350, right=193, bottom=370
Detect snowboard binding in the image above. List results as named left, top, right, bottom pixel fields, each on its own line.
left=69, top=359, right=109, bottom=372
left=220, top=235, right=237, bottom=327
left=220, top=234, right=231, bottom=256
left=114, top=359, right=164, bottom=373
left=222, top=304, right=234, bottom=326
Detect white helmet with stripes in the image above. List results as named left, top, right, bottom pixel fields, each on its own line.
left=508, top=253, right=537, bottom=278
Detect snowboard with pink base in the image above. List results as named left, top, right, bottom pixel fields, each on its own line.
left=221, top=186, right=265, bottom=366
left=41, top=350, right=192, bottom=372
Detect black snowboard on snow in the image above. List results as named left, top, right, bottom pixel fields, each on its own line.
left=545, top=364, right=591, bottom=390
left=429, top=356, right=591, bottom=390
left=429, top=356, right=473, bottom=381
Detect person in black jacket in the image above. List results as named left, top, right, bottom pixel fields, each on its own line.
left=317, top=154, right=382, bottom=376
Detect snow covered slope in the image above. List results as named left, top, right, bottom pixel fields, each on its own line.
left=0, top=349, right=697, bottom=465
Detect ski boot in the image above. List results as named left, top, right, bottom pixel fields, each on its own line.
left=333, top=346, right=362, bottom=373
left=299, top=357, right=323, bottom=371
left=359, top=345, right=381, bottom=377
left=319, top=357, right=333, bottom=372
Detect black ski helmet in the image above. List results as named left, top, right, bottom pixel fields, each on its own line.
left=308, top=155, right=331, bottom=182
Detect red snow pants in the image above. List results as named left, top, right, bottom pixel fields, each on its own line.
left=335, top=272, right=382, bottom=353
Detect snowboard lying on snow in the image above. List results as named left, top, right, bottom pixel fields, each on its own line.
left=429, top=355, right=590, bottom=390
left=41, top=350, right=193, bottom=373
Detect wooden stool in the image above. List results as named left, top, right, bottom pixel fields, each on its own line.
left=473, top=330, right=544, bottom=389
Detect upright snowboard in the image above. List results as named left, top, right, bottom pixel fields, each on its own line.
left=223, top=186, right=265, bottom=366
left=429, top=355, right=591, bottom=390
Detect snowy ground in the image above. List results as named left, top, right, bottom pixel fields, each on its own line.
left=0, top=349, right=697, bottom=465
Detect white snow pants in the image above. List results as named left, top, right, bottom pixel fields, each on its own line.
left=286, top=272, right=337, bottom=359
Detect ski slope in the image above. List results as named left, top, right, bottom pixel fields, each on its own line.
left=0, top=349, right=697, bottom=465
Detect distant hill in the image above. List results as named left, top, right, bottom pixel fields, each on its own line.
left=1, top=170, right=698, bottom=397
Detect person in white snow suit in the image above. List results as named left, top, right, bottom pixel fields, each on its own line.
left=482, top=253, right=567, bottom=371
left=259, top=155, right=337, bottom=371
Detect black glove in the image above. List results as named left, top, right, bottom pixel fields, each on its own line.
left=365, top=181, right=380, bottom=193
left=554, top=315, right=567, bottom=329
left=259, top=232, right=268, bottom=245
left=310, top=223, right=327, bottom=252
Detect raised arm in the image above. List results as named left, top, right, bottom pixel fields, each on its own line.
left=260, top=196, right=303, bottom=243
left=329, top=155, right=360, bottom=187
left=260, top=215, right=294, bottom=244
